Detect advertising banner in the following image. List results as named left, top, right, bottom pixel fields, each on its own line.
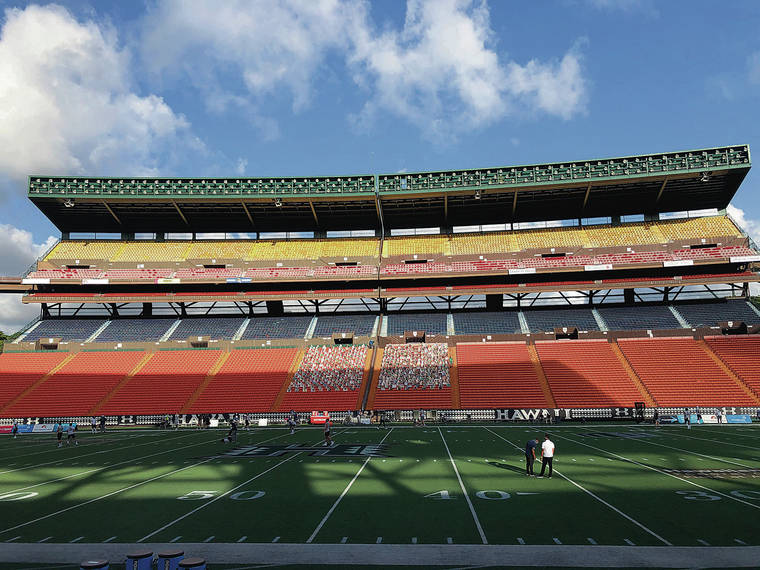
left=584, top=264, right=613, bottom=271
left=22, top=278, right=50, bottom=285
left=663, top=260, right=693, bottom=267
left=82, top=278, right=109, bottom=285
left=0, top=425, right=12, bottom=434
left=726, top=414, right=752, bottom=424
left=16, top=424, right=34, bottom=433
left=33, top=424, right=56, bottom=432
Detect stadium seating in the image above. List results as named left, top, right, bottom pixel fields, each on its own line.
left=377, top=343, right=450, bottom=390
left=597, top=305, right=681, bottom=330
left=168, top=318, right=245, bottom=340
left=312, top=314, right=377, bottom=337
left=704, top=336, right=760, bottom=396
left=524, top=308, right=599, bottom=332
left=0, top=352, right=71, bottom=412
left=3, top=351, right=147, bottom=417
left=24, top=319, right=107, bottom=342
left=246, top=238, right=378, bottom=260
left=617, top=338, right=757, bottom=406
left=45, top=240, right=124, bottom=262
left=452, top=311, right=522, bottom=335
left=535, top=341, right=644, bottom=407
left=113, top=242, right=191, bottom=263
left=280, top=345, right=367, bottom=411
left=99, top=349, right=222, bottom=414
left=241, top=316, right=312, bottom=339
left=676, top=301, right=760, bottom=328
left=385, top=313, right=448, bottom=335
left=456, top=342, right=549, bottom=408
left=188, top=348, right=299, bottom=413
left=96, top=319, right=177, bottom=342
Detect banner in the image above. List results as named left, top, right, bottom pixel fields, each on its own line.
left=22, top=278, right=50, bottom=285
left=663, top=260, right=693, bottom=267
left=508, top=268, right=536, bottom=275
left=0, top=426, right=12, bottom=434
left=495, top=409, right=569, bottom=421
left=156, top=278, right=180, bottom=284
left=584, top=264, right=613, bottom=271
left=226, top=277, right=252, bottom=283
left=33, top=423, right=55, bottom=432
left=730, top=255, right=760, bottom=263
left=726, top=414, right=752, bottom=424
left=82, top=278, right=109, bottom=285
left=17, top=424, right=34, bottom=433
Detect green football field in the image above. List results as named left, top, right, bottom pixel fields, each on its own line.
left=1, top=423, right=759, bottom=568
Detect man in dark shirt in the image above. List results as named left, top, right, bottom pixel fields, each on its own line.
left=525, top=439, right=538, bottom=476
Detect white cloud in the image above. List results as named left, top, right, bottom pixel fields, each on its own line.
left=140, top=0, right=588, bottom=141
left=0, top=4, right=195, bottom=185
left=235, top=158, right=248, bottom=175
left=727, top=204, right=760, bottom=246
left=350, top=0, right=587, bottom=139
left=0, top=223, right=56, bottom=335
left=0, top=224, right=56, bottom=276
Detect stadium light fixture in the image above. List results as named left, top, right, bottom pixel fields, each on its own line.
left=700, top=171, right=712, bottom=182
left=63, top=199, right=75, bottom=208
left=474, top=189, right=481, bottom=200
left=274, top=197, right=283, bottom=207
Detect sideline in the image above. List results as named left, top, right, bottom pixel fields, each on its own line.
left=1, top=543, right=759, bottom=567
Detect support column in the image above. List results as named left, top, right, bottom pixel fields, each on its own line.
left=266, top=300, right=284, bottom=316
left=624, top=288, right=635, bottom=305
left=141, top=303, right=152, bottom=317
left=485, top=294, right=503, bottom=311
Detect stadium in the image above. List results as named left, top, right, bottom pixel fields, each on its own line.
left=2, top=145, right=760, bottom=569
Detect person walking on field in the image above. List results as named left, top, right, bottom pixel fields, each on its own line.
left=538, top=433, right=554, bottom=478
left=323, top=418, right=333, bottom=447
left=525, top=439, right=538, bottom=476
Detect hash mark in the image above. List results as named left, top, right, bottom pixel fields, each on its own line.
left=38, top=537, right=52, bottom=543
left=4, top=536, right=20, bottom=543
left=587, top=538, right=597, bottom=545
left=376, top=537, right=382, bottom=544
left=412, top=537, right=417, bottom=544
left=237, top=536, right=247, bottom=543
left=272, top=536, right=280, bottom=543
left=517, top=538, right=525, bottom=545
left=340, top=537, right=348, bottom=544
left=624, top=539, right=635, bottom=546
left=70, top=536, right=84, bottom=543
left=553, top=537, right=562, bottom=544
left=697, top=539, right=710, bottom=546
left=735, top=538, right=747, bottom=545
left=103, top=536, right=117, bottom=543
left=447, top=537, right=453, bottom=544
left=170, top=536, right=182, bottom=543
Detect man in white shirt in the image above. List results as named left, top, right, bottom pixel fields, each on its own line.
left=539, top=433, right=554, bottom=478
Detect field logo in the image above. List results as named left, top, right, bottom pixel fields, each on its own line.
left=221, top=443, right=390, bottom=458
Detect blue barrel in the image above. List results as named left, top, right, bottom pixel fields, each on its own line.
left=80, top=561, right=108, bottom=570
left=126, top=549, right=153, bottom=570
left=179, top=557, right=206, bottom=569
left=157, top=549, right=185, bottom=570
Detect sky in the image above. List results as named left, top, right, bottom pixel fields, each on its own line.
left=0, top=0, right=759, bottom=331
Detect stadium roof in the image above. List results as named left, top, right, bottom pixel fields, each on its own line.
left=28, top=144, right=750, bottom=233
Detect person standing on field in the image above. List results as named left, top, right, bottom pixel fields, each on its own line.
left=538, top=433, right=554, bottom=478
left=525, top=438, right=538, bottom=476
left=323, top=418, right=333, bottom=446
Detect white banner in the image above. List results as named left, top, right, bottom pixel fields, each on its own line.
left=508, top=268, right=536, bottom=275
left=22, top=278, right=50, bottom=285
left=156, top=278, right=180, bottom=284
left=584, top=264, right=613, bottom=271
left=33, top=423, right=55, bottom=432
left=730, top=255, right=760, bottom=263
left=663, top=260, right=694, bottom=267
left=82, top=278, right=109, bottom=285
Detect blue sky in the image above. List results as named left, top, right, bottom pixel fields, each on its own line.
left=0, top=0, right=759, bottom=328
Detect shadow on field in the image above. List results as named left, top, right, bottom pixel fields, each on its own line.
left=485, top=460, right=524, bottom=474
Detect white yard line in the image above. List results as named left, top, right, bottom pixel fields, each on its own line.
left=137, top=429, right=346, bottom=543
left=0, top=431, right=198, bottom=476
left=485, top=427, right=672, bottom=546
left=659, top=430, right=760, bottom=452
left=306, top=428, right=394, bottom=543
left=2, top=429, right=291, bottom=495
left=439, top=427, right=488, bottom=545
left=0, top=430, right=290, bottom=537
left=554, top=433, right=760, bottom=511
left=625, top=433, right=758, bottom=468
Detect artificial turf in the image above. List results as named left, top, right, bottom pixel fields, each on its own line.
left=1, top=423, right=759, bottom=561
